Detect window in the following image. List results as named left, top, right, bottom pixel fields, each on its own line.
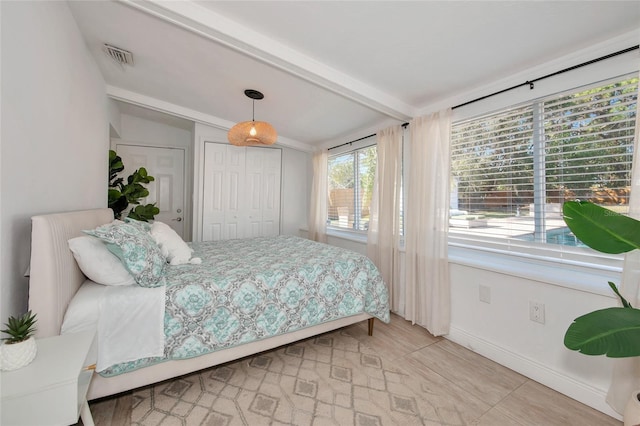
left=450, top=75, right=638, bottom=265
left=327, top=145, right=377, bottom=231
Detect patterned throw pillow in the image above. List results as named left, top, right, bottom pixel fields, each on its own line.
left=84, top=221, right=166, bottom=288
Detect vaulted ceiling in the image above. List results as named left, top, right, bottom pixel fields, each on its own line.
left=68, top=1, right=640, bottom=151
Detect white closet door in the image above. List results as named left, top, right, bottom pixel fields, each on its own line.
left=245, top=148, right=264, bottom=238
left=244, top=147, right=281, bottom=238
left=225, top=146, right=245, bottom=240
left=259, top=148, right=282, bottom=237
left=202, top=143, right=225, bottom=241
left=202, top=143, right=281, bottom=241
left=202, top=144, right=247, bottom=241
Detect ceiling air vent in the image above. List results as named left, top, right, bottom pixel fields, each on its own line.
left=103, top=44, right=134, bottom=66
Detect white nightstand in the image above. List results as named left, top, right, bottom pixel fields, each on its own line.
left=1, top=330, right=96, bottom=426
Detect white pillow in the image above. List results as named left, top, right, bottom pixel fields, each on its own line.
left=150, top=221, right=201, bottom=265
left=68, top=236, right=136, bottom=286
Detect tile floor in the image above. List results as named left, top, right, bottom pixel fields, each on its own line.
left=82, top=313, right=621, bottom=426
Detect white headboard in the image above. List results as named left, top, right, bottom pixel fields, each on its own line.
left=29, top=208, right=113, bottom=338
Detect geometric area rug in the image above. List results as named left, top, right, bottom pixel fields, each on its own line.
left=131, top=329, right=454, bottom=425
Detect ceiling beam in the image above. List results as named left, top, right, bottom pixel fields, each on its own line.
left=120, top=0, right=414, bottom=122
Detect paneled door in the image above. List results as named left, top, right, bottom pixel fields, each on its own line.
left=201, top=143, right=245, bottom=241
left=245, top=147, right=281, bottom=238
left=202, top=143, right=281, bottom=241
left=114, top=144, right=186, bottom=238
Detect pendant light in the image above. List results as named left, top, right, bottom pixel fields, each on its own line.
left=227, top=89, right=277, bottom=146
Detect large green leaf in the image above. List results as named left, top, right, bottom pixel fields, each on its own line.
left=564, top=307, right=640, bottom=357
left=563, top=201, right=640, bottom=254
left=128, top=204, right=160, bottom=222
left=108, top=150, right=124, bottom=184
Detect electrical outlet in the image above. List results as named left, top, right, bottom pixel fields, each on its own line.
left=479, top=285, right=491, bottom=304
left=529, top=301, right=545, bottom=324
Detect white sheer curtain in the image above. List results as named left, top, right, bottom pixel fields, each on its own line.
left=308, top=149, right=328, bottom=243
left=367, top=125, right=403, bottom=310
left=606, top=71, right=640, bottom=414
left=404, top=109, right=452, bottom=336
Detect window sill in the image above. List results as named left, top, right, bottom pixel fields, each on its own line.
left=298, top=227, right=369, bottom=245
left=326, top=228, right=368, bottom=244
left=448, top=245, right=621, bottom=298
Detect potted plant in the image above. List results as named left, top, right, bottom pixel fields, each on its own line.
left=562, top=200, right=640, bottom=424
left=0, top=311, right=38, bottom=371
left=108, top=150, right=160, bottom=222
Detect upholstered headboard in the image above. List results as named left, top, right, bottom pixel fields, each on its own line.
left=28, top=208, right=114, bottom=338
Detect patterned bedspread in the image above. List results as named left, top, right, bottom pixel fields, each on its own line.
left=101, top=236, right=390, bottom=376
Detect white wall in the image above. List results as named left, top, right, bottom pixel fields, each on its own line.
left=448, top=262, right=618, bottom=414
left=192, top=123, right=310, bottom=240
left=281, top=147, right=310, bottom=236
left=108, top=99, right=122, bottom=138
left=116, top=114, right=192, bottom=149
left=1, top=2, right=108, bottom=321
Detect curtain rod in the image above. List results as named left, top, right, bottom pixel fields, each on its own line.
left=452, top=45, right=639, bottom=110
left=328, top=45, right=639, bottom=151
left=328, top=123, right=408, bottom=151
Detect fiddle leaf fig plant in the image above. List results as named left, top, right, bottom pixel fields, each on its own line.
left=108, top=150, right=160, bottom=222
left=563, top=200, right=640, bottom=357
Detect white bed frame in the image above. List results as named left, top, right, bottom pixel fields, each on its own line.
left=28, top=208, right=373, bottom=400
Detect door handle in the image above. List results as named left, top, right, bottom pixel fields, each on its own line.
left=172, top=217, right=182, bottom=222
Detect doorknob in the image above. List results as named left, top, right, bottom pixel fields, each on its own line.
left=172, top=217, right=182, bottom=222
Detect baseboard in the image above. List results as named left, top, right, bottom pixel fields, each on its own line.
left=446, top=325, right=622, bottom=421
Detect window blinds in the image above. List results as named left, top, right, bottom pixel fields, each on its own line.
left=449, top=75, right=638, bottom=268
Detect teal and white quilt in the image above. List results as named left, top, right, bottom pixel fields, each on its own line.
left=100, top=236, right=390, bottom=376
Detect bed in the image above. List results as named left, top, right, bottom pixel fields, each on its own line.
left=27, top=208, right=390, bottom=400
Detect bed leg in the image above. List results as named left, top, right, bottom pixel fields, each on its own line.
left=368, top=318, right=374, bottom=336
